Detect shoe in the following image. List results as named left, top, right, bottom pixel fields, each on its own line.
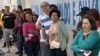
left=2, top=42, right=6, bottom=48
left=15, top=51, right=19, bottom=54
left=2, top=45, right=6, bottom=48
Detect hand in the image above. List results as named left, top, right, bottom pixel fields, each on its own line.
left=44, top=39, right=49, bottom=45
left=79, top=49, right=85, bottom=52
left=25, top=37, right=31, bottom=41
left=84, top=50, right=91, bottom=54
left=79, top=49, right=91, bottom=53
left=25, top=38, right=28, bottom=41
left=36, top=24, right=42, bottom=29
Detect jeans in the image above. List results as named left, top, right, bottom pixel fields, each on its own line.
left=40, top=42, right=46, bottom=56
left=17, top=31, right=25, bottom=56
left=45, top=34, right=51, bottom=56
left=45, top=45, right=51, bottom=56
left=50, top=48, right=67, bottom=56
left=0, top=26, right=3, bottom=39
left=25, top=41, right=40, bottom=56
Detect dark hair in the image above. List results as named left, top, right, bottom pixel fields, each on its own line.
left=86, top=9, right=100, bottom=21
left=5, top=6, right=10, bottom=9
left=17, top=5, right=23, bottom=10
left=82, top=16, right=97, bottom=30
left=49, top=9, right=60, bottom=18
left=24, top=12, right=34, bottom=22
left=2, top=9, right=4, bottom=11
left=50, top=4, right=58, bottom=10
left=33, top=14, right=38, bottom=18
left=23, top=8, right=32, bottom=13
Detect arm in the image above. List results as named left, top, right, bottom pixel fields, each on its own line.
left=70, top=30, right=82, bottom=52
left=2, top=15, right=5, bottom=28
left=36, top=16, right=42, bottom=29
left=78, top=31, right=99, bottom=49
left=42, top=29, right=46, bottom=39
left=22, top=23, right=28, bottom=37
left=42, top=29, right=49, bottom=45
left=60, top=22, right=69, bottom=44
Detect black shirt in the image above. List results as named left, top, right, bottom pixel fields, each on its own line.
left=2, top=13, right=16, bottom=29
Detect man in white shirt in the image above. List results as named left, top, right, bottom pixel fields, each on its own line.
left=36, top=1, right=52, bottom=56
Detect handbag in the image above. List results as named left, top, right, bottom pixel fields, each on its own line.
left=50, top=40, right=60, bottom=49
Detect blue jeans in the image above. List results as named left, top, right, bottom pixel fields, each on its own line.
left=40, top=42, right=46, bottom=56
left=25, top=41, right=40, bottom=56
left=45, top=34, right=51, bottom=56
left=46, top=45, right=51, bottom=56
left=17, top=31, right=25, bottom=56
left=50, top=48, right=67, bottom=56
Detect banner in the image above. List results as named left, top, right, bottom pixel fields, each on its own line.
left=27, top=0, right=100, bottom=30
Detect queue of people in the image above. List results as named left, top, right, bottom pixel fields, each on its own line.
left=0, top=1, right=100, bottom=56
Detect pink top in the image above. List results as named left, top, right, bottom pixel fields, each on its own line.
left=23, top=22, right=39, bottom=42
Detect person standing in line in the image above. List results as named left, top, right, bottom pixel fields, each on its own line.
left=13, top=11, right=25, bottom=56
left=36, top=1, right=52, bottom=56
left=48, top=9, right=69, bottom=56
left=2, top=6, right=16, bottom=53
left=73, top=7, right=90, bottom=37
left=71, top=16, right=100, bottom=56
left=23, top=12, right=39, bottom=56
left=72, top=7, right=90, bottom=56
left=85, top=9, right=100, bottom=56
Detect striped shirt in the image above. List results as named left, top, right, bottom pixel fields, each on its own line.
left=36, top=14, right=52, bottom=35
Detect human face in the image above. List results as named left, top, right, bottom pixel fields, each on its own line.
left=41, top=2, right=50, bottom=14
left=16, top=13, right=21, bottom=19
left=17, top=7, right=22, bottom=13
left=25, top=13, right=33, bottom=22
left=82, top=18, right=92, bottom=32
left=51, top=12, right=59, bottom=23
left=5, top=7, right=10, bottom=13
left=33, top=16, right=37, bottom=22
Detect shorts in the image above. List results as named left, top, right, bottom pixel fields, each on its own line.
left=3, top=28, right=13, bottom=42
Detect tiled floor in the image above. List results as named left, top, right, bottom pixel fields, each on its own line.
left=0, top=40, right=26, bottom=56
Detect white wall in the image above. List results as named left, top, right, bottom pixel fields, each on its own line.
left=25, top=0, right=100, bottom=30
left=0, top=0, right=19, bottom=11
left=0, top=0, right=4, bottom=10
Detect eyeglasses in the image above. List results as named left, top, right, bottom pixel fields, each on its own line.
left=41, top=4, right=49, bottom=8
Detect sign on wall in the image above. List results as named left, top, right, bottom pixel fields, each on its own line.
left=27, top=0, right=100, bottom=30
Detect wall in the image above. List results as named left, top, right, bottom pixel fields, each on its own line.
left=0, top=0, right=4, bottom=10
left=25, top=0, right=100, bottom=30
left=0, top=0, right=22, bottom=11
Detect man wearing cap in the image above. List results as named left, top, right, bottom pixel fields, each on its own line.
left=73, top=7, right=90, bottom=37
left=76, top=7, right=90, bottom=29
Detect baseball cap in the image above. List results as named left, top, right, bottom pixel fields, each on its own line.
left=77, top=7, right=90, bottom=16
